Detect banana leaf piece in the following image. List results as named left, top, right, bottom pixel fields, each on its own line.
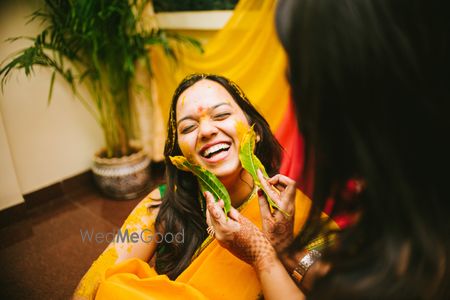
left=238, top=125, right=289, bottom=216
left=169, top=156, right=231, bottom=214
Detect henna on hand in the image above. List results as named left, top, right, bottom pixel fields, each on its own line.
left=222, top=214, right=277, bottom=274
left=264, top=215, right=294, bottom=252
left=256, top=172, right=297, bottom=253
left=204, top=191, right=277, bottom=274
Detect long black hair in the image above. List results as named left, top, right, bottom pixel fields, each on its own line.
left=155, top=74, right=282, bottom=279
left=277, top=0, right=450, bottom=298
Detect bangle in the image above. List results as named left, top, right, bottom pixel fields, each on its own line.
left=291, top=249, right=322, bottom=284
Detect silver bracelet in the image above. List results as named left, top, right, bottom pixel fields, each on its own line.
left=291, top=249, right=322, bottom=283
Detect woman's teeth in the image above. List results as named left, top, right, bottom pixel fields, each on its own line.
left=202, top=143, right=230, bottom=158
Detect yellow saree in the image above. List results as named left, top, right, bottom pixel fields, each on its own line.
left=94, top=189, right=312, bottom=300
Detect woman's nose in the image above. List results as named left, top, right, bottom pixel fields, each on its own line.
left=198, top=120, right=218, bottom=140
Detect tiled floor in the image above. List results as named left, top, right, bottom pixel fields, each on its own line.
left=0, top=169, right=165, bottom=300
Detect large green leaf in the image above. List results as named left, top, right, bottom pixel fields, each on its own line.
left=238, top=125, right=289, bottom=216
left=169, top=156, right=231, bottom=214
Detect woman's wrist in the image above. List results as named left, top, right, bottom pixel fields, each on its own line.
left=252, top=241, right=278, bottom=274
left=291, top=249, right=322, bottom=285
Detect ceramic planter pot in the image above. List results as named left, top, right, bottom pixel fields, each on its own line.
left=92, top=148, right=151, bottom=199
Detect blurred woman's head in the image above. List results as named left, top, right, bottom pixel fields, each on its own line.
left=277, top=0, right=449, bottom=298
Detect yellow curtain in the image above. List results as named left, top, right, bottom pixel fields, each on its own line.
left=149, top=0, right=290, bottom=160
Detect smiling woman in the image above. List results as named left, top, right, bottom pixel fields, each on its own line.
left=156, top=74, right=284, bottom=279
left=176, top=79, right=251, bottom=187
left=75, top=74, right=315, bottom=300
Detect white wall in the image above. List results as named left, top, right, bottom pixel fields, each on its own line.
left=156, top=11, right=232, bottom=30
left=0, top=113, right=23, bottom=210
left=157, top=10, right=230, bottom=44
left=0, top=1, right=103, bottom=209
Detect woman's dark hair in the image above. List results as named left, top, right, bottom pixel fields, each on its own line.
left=155, top=73, right=282, bottom=279
left=277, top=0, right=450, bottom=298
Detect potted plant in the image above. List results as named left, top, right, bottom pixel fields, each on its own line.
left=0, top=0, right=201, bottom=199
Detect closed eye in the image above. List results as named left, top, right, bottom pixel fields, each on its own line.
left=213, top=113, right=231, bottom=120
left=180, top=124, right=197, bottom=134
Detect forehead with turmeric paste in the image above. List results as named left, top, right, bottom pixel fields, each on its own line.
left=175, top=79, right=239, bottom=123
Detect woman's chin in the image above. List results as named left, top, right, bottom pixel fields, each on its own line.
left=213, top=163, right=243, bottom=184
left=197, top=152, right=240, bottom=180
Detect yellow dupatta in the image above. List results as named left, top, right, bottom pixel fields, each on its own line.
left=95, top=189, right=312, bottom=300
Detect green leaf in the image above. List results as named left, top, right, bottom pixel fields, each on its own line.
left=169, top=156, right=231, bottom=214
left=47, top=70, right=56, bottom=105
left=238, top=125, right=289, bottom=216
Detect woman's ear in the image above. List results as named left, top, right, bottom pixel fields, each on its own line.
left=256, top=134, right=261, bottom=143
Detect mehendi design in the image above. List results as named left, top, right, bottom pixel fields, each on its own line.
left=223, top=215, right=276, bottom=274
left=264, top=215, right=293, bottom=252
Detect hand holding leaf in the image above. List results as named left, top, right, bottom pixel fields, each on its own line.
left=256, top=171, right=297, bottom=251
left=170, top=156, right=231, bottom=214
left=238, top=125, right=289, bottom=216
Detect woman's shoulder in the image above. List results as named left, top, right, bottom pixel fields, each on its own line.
left=125, top=184, right=167, bottom=226
left=148, top=188, right=162, bottom=200
left=147, top=185, right=164, bottom=201
left=139, top=184, right=166, bottom=208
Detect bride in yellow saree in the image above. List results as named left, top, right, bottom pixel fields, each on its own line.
left=74, top=74, right=316, bottom=299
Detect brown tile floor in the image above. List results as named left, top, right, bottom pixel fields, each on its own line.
left=0, top=169, right=165, bottom=300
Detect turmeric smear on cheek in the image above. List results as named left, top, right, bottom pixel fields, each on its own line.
left=235, top=119, right=250, bottom=143
left=178, top=141, right=196, bottom=163
left=178, top=141, right=189, bottom=155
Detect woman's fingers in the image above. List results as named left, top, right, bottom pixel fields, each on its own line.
left=228, top=206, right=240, bottom=221
left=204, top=191, right=226, bottom=225
left=257, top=189, right=272, bottom=219
left=205, top=191, right=240, bottom=235
left=276, top=174, right=297, bottom=199
left=226, top=207, right=242, bottom=231
left=268, top=174, right=296, bottom=192
left=260, top=172, right=297, bottom=208
left=216, top=199, right=225, bottom=209
left=257, top=170, right=296, bottom=212
left=204, top=191, right=242, bottom=243
left=257, top=169, right=281, bottom=206
left=206, top=208, right=212, bottom=227
left=267, top=175, right=286, bottom=192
